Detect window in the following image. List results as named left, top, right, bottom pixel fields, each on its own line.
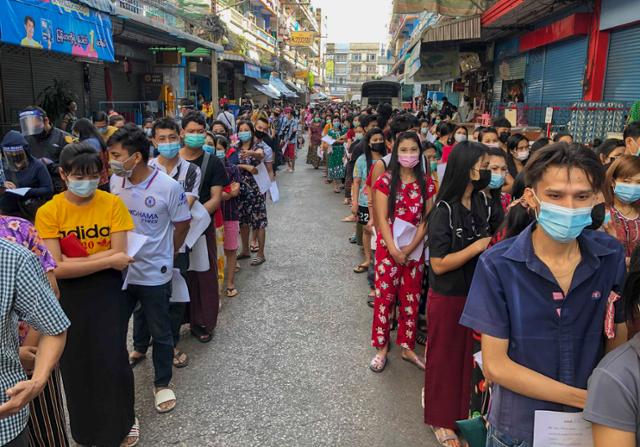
left=368, top=53, right=376, bottom=61
left=335, top=54, right=347, bottom=63
left=367, top=65, right=376, bottom=73
left=352, top=53, right=362, bottom=62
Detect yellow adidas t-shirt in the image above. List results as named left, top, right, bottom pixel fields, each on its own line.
left=35, top=190, right=134, bottom=255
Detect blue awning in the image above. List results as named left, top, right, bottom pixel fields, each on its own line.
left=244, top=63, right=261, bottom=80
left=269, top=76, right=297, bottom=98
left=76, top=0, right=115, bottom=14
left=248, top=80, right=280, bottom=99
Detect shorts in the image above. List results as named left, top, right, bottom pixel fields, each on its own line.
left=223, top=220, right=240, bottom=251
left=357, top=206, right=370, bottom=225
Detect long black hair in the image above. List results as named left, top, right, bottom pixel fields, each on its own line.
left=364, top=127, right=384, bottom=173
left=435, top=141, right=487, bottom=205
left=72, top=118, right=107, bottom=151
left=386, top=131, right=427, bottom=220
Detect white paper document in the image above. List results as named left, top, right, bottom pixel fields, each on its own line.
left=533, top=411, right=593, bottom=447
left=321, top=135, right=335, bottom=146
left=183, top=201, right=211, bottom=250
left=126, top=232, right=148, bottom=258
left=253, top=162, right=271, bottom=194
left=5, top=187, right=31, bottom=196
left=317, top=146, right=324, bottom=160
left=392, top=218, right=424, bottom=261
left=169, top=269, right=190, bottom=303
left=473, top=351, right=483, bottom=372
left=269, top=181, right=280, bottom=203
left=437, top=163, right=447, bottom=182
left=188, top=234, right=210, bottom=272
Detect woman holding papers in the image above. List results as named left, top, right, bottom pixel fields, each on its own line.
left=369, top=132, right=435, bottom=374
left=424, top=141, right=499, bottom=447
left=34, top=143, right=138, bottom=447
left=235, top=120, right=268, bottom=266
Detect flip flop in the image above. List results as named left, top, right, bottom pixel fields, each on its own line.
left=353, top=264, right=368, bottom=273
left=431, top=426, right=462, bottom=447
left=250, top=245, right=259, bottom=253
left=369, top=354, right=388, bottom=373
left=173, top=350, right=189, bottom=368
left=190, top=326, right=213, bottom=343
left=226, top=287, right=238, bottom=297
left=129, top=353, right=146, bottom=368
left=120, top=417, right=140, bottom=447
left=154, top=388, right=176, bottom=414
left=251, top=257, right=266, bottom=266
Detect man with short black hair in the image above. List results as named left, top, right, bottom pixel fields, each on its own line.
left=493, top=116, right=512, bottom=147
left=216, top=104, right=236, bottom=134
left=211, top=120, right=230, bottom=137
left=624, top=120, right=640, bottom=156
left=108, top=124, right=191, bottom=414
left=109, top=114, right=125, bottom=129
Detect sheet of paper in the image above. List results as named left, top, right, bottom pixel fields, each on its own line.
left=473, top=351, right=483, bottom=372
left=533, top=411, right=593, bottom=447
left=392, top=218, right=424, bottom=261
left=183, top=201, right=211, bottom=250
left=269, top=181, right=280, bottom=203
left=169, top=269, right=190, bottom=303
left=437, top=163, right=447, bottom=183
left=253, top=162, right=271, bottom=195
left=126, top=232, right=148, bottom=258
left=5, top=187, right=31, bottom=196
left=321, top=135, right=335, bottom=145
left=317, top=146, right=323, bottom=160
left=188, top=234, right=210, bottom=272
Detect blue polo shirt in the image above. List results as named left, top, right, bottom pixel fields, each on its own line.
left=460, top=223, right=626, bottom=444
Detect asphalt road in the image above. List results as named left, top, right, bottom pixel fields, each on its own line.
left=128, top=146, right=438, bottom=446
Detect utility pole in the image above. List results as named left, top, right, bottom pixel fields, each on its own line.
left=210, top=0, right=220, bottom=112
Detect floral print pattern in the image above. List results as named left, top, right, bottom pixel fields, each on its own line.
left=237, top=146, right=268, bottom=230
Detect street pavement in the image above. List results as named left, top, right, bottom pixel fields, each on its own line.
left=128, top=147, right=439, bottom=446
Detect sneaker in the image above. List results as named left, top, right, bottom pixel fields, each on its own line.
left=349, top=235, right=357, bottom=244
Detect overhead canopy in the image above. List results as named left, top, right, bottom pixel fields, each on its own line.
left=269, top=77, right=297, bottom=98
left=310, top=92, right=328, bottom=101
left=393, top=0, right=489, bottom=17
left=421, top=15, right=481, bottom=44
left=248, top=80, right=280, bottom=99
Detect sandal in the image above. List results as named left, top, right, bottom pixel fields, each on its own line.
left=416, top=330, right=427, bottom=346
left=353, top=264, right=369, bottom=273
left=129, top=352, right=146, bottom=368
left=430, top=426, right=462, bottom=447
left=120, top=417, right=140, bottom=447
left=226, top=287, right=238, bottom=298
left=367, top=295, right=375, bottom=308
left=190, top=326, right=213, bottom=343
left=251, top=257, right=266, bottom=266
left=234, top=264, right=241, bottom=273
left=173, top=350, right=189, bottom=368
left=369, top=353, right=388, bottom=373
left=250, top=244, right=259, bottom=253
left=237, top=253, right=251, bottom=260
left=154, top=388, right=176, bottom=414
left=402, top=352, right=426, bottom=371
left=341, top=215, right=356, bottom=222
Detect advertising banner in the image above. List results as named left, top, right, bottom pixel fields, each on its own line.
left=414, top=49, right=459, bottom=83
left=289, top=31, right=314, bottom=47
left=244, top=63, right=261, bottom=79
left=0, top=0, right=114, bottom=62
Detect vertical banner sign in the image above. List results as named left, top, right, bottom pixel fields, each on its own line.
left=289, top=31, right=314, bottom=47
left=0, top=0, right=115, bottom=62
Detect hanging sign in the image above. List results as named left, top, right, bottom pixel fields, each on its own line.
left=289, top=31, right=314, bottom=47
left=0, top=0, right=115, bottom=62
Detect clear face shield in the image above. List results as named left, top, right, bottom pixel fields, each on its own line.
left=19, top=110, right=45, bottom=136
left=2, top=146, right=29, bottom=171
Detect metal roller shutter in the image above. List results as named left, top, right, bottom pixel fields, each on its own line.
left=604, top=25, right=640, bottom=101
left=0, top=45, right=35, bottom=123
left=541, top=37, right=587, bottom=103
left=29, top=51, right=85, bottom=118
left=88, top=64, right=106, bottom=114
left=525, top=49, right=544, bottom=106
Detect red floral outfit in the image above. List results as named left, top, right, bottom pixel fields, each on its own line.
left=371, top=172, right=435, bottom=350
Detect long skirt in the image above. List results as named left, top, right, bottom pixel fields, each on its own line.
left=328, top=145, right=346, bottom=180
left=27, top=368, right=69, bottom=447
left=58, top=269, right=134, bottom=446
left=186, top=221, right=220, bottom=333
left=424, top=289, right=474, bottom=430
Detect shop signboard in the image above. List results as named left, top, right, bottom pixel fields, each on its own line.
left=289, top=31, right=314, bottom=47
left=0, top=0, right=115, bottom=62
left=244, top=63, right=261, bottom=79
left=414, top=49, right=459, bottom=83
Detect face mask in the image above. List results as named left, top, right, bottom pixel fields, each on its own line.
left=238, top=131, right=253, bottom=142
left=515, top=150, right=530, bottom=161
left=157, top=142, right=180, bottom=159
left=586, top=203, right=608, bottom=230
left=67, top=179, right=99, bottom=198
left=534, top=193, right=593, bottom=243
left=255, top=130, right=267, bottom=140
left=313, top=118, right=321, bottom=123
left=184, top=133, right=205, bottom=149
left=499, top=132, right=510, bottom=143
left=454, top=134, right=467, bottom=143
left=333, top=121, right=341, bottom=128
left=98, top=127, right=108, bottom=135
left=109, top=154, right=136, bottom=178
left=216, top=149, right=226, bottom=159
left=354, top=120, right=360, bottom=127
left=472, top=169, right=491, bottom=190
left=614, top=183, right=640, bottom=203
left=370, top=142, right=386, bottom=154
left=488, top=173, right=505, bottom=189
left=144, top=128, right=153, bottom=137
left=484, top=142, right=501, bottom=149
left=202, top=144, right=214, bottom=155
left=398, top=154, right=419, bottom=168
left=420, top=127, right=428, bottom=135
left=326, top=119, right=331, bottom=124
left=430, top=160, right=438, bottom=173
left=355, top=133, right=363, bottom=141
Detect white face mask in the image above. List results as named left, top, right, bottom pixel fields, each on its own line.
left=515, top=150, right=530, bottom=161
left=485, top=142, right=500, bottom=149
left=454, top=134, right=467, bottom=143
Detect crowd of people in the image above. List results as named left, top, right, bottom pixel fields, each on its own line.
left=307, top=100, right=640, bottom=447
left=3, top=95, right=640, bottom=446
left=0, top=102, right=307, bottom=446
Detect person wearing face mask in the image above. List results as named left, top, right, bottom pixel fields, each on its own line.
left=72, top=118, right=111, bottom=191
left=327, top=117, right=347, bottom=194
left=255, top=116, right=276, bottom=180
left=425, top=141, right=499, bottom=447
left=307, top=114, right=323, bottom=169
left=108, top=124, right=191, bottom=416
left=506, top=134, right=530, bottom=180
left=92, top=111, right=119, bottom=143
left=623, top=121, right=640, bottom=157
left=480, top=127, right=515, bottom=196
left=434, top=121, right=456, bottom=161
left=143, top=117, right=154, bottom=138
left=279, top=107, right=298, bottom=173
left=441, top=125, right=469, bottom=163
left=485, top=147, right=511, bottom=212
left=35, top=143, right=139, bottom=447
left=369, top=132, right=435, bottom=374
left=603, top=155, right=640, bottom=264
left=418, top=119, right=430, bottom=144
left=461, top=143, right=628, bottom=447
left=342, top=121, right=361, bottom=208
left=492, top=116, right=512, bottom=149
left=0, top=130, right=54, bottom=220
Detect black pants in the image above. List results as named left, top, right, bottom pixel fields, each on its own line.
left=7, top=427, right=29, bottom=447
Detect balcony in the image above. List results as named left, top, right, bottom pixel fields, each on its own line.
left=220, top=7, right=277, bottom=54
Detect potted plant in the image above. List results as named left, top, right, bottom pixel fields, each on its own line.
left=37, top=79, right=77, bottom=125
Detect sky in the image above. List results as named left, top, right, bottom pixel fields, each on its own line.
left=310, top=0, right=393, bottom=45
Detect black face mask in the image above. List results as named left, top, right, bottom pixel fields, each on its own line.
left=499, top=132, right=510, bottom=144
left=255, top=130, right=267, bottom=140
left=472, top=169, right=491, bottom=190
left=370, top=142, right=386, bottom=154
left=586, top=203, right=606, bottom=230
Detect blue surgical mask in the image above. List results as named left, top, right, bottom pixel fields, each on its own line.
left=333, top=121, right=341, bottom=128
left=535, top=193, right=593, bottom=243
left=184, top=133, right=205, bottom=149
left=202, top=144, right=215, bottom=154
left=67, top=179, right=99, bottom=198
left=216, top=150, right=226, bottom=159
left=604, top=210, right=612, bottom=226
left=430, top=160, right=437, bottom=173
left=157, top=142, right=180, bottom=159
left=614, top=183, right=640, bottom=204
left=238, top=131, right=253, bottom=142
left=488, top=173, right=505, bottom=189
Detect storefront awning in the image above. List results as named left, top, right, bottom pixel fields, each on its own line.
left=269, top=77, right=297, bottom=98
left=421, top=15, right=481, bottom=44
left=393, top=0, right=488, bottom=17
left=248, top=80, right=281, bottom=99
left=244, top=63, right=262, bottom=80
left=76, top=0, right=115, bottom=14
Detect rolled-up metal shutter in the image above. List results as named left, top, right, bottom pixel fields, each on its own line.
left=541, top=37, right=587, bottom=103
left=525, top=49, right=544, bottom=106
left=604, top=25, right=640, bottom=101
